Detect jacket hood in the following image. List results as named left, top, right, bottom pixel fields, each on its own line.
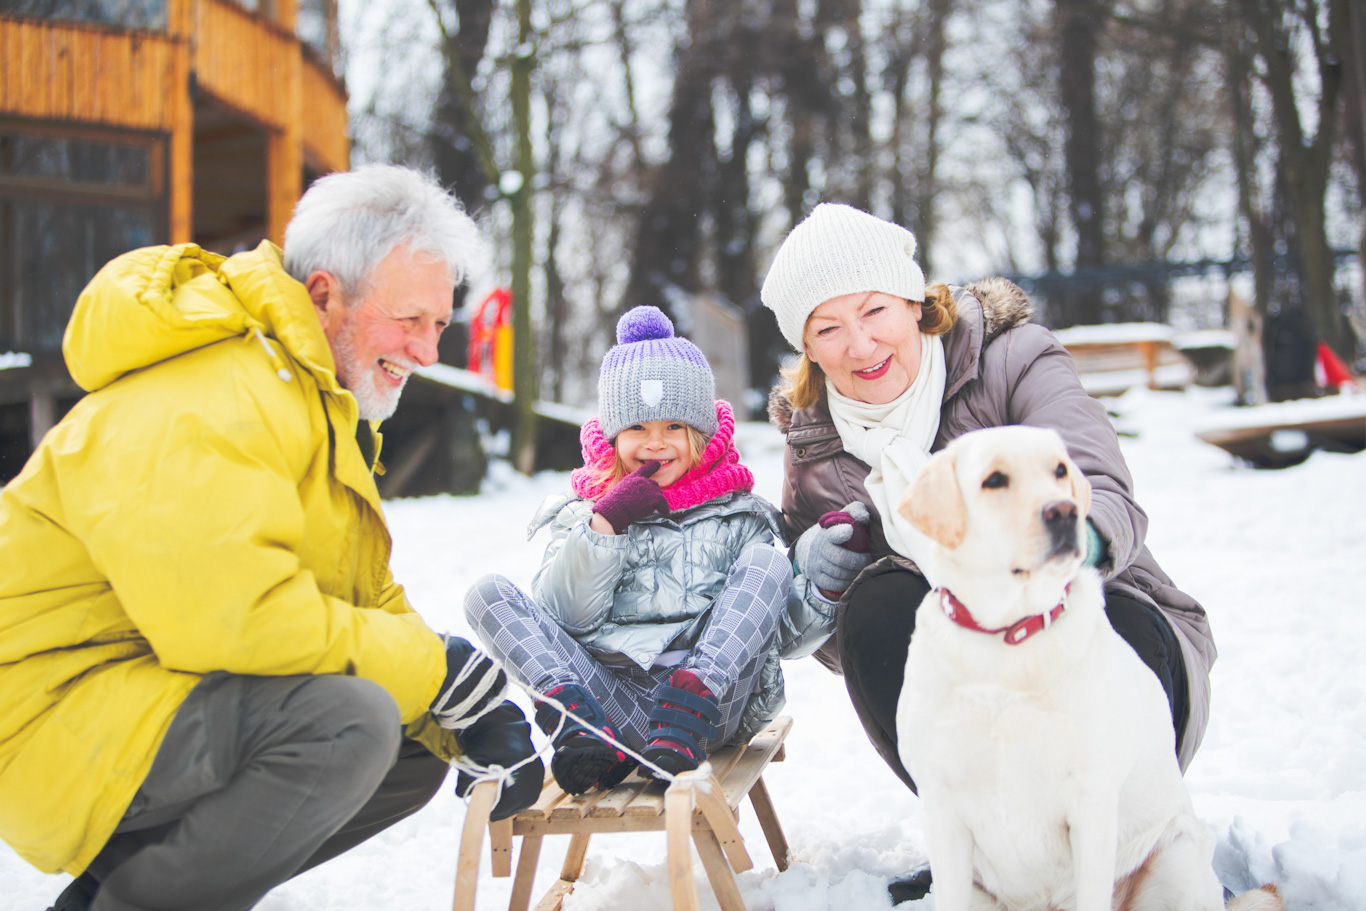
left=766, top=277, right=1034, bottom=432
left=63, top=241, right=338, bottom=393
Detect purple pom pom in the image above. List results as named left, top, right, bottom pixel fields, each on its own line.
left=616, top=306, right=674, bottom=344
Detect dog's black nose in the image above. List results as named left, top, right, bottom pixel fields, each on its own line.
left=1043, top=499, right=1077, bottom=524
left=1043, top=499, right=1080, bottom=555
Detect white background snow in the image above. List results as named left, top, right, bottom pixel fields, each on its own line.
left=3, top=385, right=1364, bottom=909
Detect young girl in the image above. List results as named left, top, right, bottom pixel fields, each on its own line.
left=464, top=306, right=795, bottom=794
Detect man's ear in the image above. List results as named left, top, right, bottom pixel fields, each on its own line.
left=305, top=271, right=338, bottom=323
left=899, top=448, right=965, bottom=549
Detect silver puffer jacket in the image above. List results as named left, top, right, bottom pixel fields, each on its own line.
left=526, top=489, right=809, bottom=742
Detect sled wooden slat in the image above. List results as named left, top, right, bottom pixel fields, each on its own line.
left=451, top=715, right=793, bottom=911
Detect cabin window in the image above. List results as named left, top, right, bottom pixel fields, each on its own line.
left=0, top=124, right=166, bottom=356
left=0, top=0, right=169, bottom=31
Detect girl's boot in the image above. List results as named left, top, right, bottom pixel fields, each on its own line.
left=534, top=684, right=629, bottom=794
left=641, top=668, right=720, bottom=778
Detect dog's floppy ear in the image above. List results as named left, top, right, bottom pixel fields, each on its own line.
left=1066, top=456, right=1092, bottom=518
left=899, top=448, right=966, bottom=549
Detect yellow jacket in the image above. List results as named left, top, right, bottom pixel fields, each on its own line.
left=0, top=242, right=455, bottom=875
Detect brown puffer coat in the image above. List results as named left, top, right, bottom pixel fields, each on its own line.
left=768, top=277, right=1214, bottom=772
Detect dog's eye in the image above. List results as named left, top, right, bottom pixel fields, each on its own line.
left=1055, top=462, right=1067, bottom=479
left=982, top=471, right=1008, bottom=489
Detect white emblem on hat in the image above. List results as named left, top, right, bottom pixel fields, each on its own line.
left=640, top=379, right=664, bottom=407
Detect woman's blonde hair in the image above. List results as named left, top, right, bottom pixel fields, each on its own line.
left=777, top=282, right=958, bottom=411
left=589, top=424, right=711, bottom=491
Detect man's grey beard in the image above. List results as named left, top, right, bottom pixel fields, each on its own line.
left=332, top=316, right=406, bottom=421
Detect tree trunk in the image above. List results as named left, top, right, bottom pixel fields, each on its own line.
left=622, top=0, right=715, bottom=315
left=429, top=0, right=496, bottom=368
left=914, top=0, right=951, bottom=272
left=544, top=97, right=568, bottom=405
left=432, top=0, right=495, bottom=209
left=1056, top=0, right=1107, bottom=326
left=509, top=0, right=539, bottom=474
left=1349, top=0, right=1366, bottom=348
left=1240, top=0, right=1350, bottom=355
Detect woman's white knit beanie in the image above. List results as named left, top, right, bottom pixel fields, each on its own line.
left=760, top=203, right=926, bottom=350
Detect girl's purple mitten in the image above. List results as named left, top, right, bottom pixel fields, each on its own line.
left=593, top=461, right=668, bottom=533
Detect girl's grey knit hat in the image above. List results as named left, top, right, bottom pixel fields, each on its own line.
left=760, top=203, right=926, bottom=350
left=598, top=306, right=718, bottom=440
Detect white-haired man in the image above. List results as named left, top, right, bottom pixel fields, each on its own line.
left=0, top=165, right=542, bottom=911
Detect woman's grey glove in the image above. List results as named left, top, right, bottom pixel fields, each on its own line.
left=794, top=501, right=873, bottom=597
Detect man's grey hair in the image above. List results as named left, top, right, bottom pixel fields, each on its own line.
left=283, top=164, right=486, bottom=301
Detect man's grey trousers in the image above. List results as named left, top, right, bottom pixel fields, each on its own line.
left=84, top=672, right=448, bottom=911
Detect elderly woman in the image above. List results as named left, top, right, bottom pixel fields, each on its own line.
left=761, top=204, right=1215, bottom=897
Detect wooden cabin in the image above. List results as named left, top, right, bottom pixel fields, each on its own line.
left=0, top=0, right=350, bottom=482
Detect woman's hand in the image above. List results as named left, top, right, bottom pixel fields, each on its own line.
left=796, top=502, right=873, bottom=599
left=591, top=461, right=668, bottom=534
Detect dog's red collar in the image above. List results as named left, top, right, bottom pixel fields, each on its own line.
left=936, top=586, right=1069, bottom=645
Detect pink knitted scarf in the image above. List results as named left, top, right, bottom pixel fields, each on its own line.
left=570, top=400, right=754, bottom=512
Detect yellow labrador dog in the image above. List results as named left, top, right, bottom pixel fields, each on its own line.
left=894, top=426, right=1281, bottom=911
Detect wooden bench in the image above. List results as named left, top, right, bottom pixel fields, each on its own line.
left=452, top=715, right=794, bottom=911
left=1052, top=323, right=1193, bottom=396
left=1193, top=396, right=1366, bottom=468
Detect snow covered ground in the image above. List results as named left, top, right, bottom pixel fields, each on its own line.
left=4, top=385, right=1364, bottom=910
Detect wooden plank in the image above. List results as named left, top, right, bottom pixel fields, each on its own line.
left=274, top=0, right=299, bottom=32
left=168, top=38, right=192, bottom=243
left=586, top=775, right=653, bottom=818
left=489, top=817, right=513, bottom=878
left=518, top=774, right=568, bottom=820
left=549, top=787, right=611, bottom=820
left=528, top=879, right=574, bottom=911
left=0, top=20, right=181, bottom=129
left=511, top=814, right=669, bottom=837
left=689, top=772, right=751, bottom=874
left=747, top=776, right=791, bottom=871
left=623, top=780, right=672, bottom=817
left=692, top=828, right=747, bottom=911
left=192, top=0, right=295, bottom=130
left=559, top=832, right=591, bottom=882
left=452, top=780, right=497, bottom=911
left=264, top=31, right=301, bottom=244
left=665, top=785, right=702, bottom=911
left=50, top=29, right=70, bottom=121
left=168, top=0, right=193, bottom=36
left=300, top=57, right=349, bottom=171
left=508, top=834, right=543, bottom=911
left=717, top=716, right=793, bottom=810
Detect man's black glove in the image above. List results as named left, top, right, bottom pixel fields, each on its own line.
left=454, top=701, right=545, bottom=821
left=431, top=636, right=508, bottom=731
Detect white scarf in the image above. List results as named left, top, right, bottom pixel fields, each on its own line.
left=826, top=333, right=947, bottom=563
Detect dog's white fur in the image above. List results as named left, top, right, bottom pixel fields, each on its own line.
left=894, top=426, right=1281, bottom=911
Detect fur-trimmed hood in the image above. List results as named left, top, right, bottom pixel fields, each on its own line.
left=767, top=277, right=1034, bottom=432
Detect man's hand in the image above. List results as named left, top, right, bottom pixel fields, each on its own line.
left=795, top=501, right=873, bottom=599
left=591, top=461, right=669, bottom=534
left=430, top=636, right=507, bottom=731
left=454, top=701, right=545, bottom=821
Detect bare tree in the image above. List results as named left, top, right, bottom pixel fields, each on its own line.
left=1238, top=0, right=1353, bottom=356
left=1053, top=0, right=1110, bottom=326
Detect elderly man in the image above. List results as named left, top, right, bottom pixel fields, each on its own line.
left=0, top=165, right=542, bottom=911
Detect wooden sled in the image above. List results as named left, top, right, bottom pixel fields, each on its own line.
left=452, top=715, right=794, bottom=911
